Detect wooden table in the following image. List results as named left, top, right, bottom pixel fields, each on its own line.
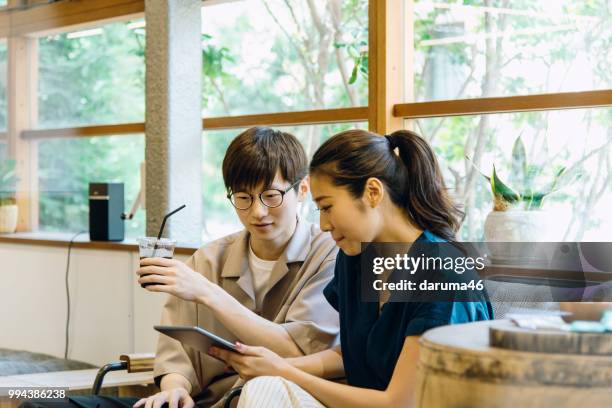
left=0, top=369, right=155, bottom=408
left=416, top=320, right=612, bottom=408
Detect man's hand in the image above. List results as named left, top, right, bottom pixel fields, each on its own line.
left=133, top=388, right=194, bottom=408
left=137, top=258, right=219, bottom=305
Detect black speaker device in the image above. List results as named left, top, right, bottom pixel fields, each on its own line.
left=89, top=183, right=125, bottom=241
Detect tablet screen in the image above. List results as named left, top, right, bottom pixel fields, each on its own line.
left=154, top=325, right=239, bottom=353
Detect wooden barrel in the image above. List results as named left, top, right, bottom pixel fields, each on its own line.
left=490, top=321, right=612, bottom=355
left=416, top=320, right=612, bottom=408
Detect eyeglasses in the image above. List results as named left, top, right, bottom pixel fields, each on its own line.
left=227, top=179, right=302, bottom=210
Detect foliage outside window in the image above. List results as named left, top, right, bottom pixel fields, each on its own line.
left=38, top=135, right=145, bottom=236
left=415, top=107, right=612, bottom=241
left=38, top=21, right=145, bottom=128
left=411, top=1, right=611, bottom=242
left=37, top=21, right=145, bottom=234
left=25, top=0, right=612, bottom=244
left=200, top=0, right=368, bottom=117
left=413, top=0, right=611, bottom=102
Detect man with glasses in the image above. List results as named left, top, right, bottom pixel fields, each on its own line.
left=20, top=128, right=338, bottom=408
left=136, top=127, right=339, bottom=408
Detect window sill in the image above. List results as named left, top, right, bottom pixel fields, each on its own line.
left=0, top=231, right=198, bottom=255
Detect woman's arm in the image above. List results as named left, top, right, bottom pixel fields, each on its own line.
left=211, top=337, right=419, bottom=408
left=286, top=345, right=344, bottom=379
left=282, top=336, right=419, bottom=408
left=204, top=258, right=339, bottom=359
left=202, top=284, right=304, bottom=357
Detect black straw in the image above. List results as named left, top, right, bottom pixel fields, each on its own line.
left=157, top=204, right=186, bottom=240
left=152, top=204, right=186, bottom=257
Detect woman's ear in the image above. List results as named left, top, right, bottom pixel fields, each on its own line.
left=362, top=177, right=384, bottom=208
left=297, top=176, right=309, bottom=202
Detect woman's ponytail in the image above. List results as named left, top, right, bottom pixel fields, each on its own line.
left=310, top=129, right=463, bottom=241
left=386, top=130, right=462, bottom=241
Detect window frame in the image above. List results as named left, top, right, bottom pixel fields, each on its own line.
left=0, top=0, right=609, bottom=233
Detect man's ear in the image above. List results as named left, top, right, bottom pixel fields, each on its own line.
left=297, top=176, right=309, bottom=202
left=362, top=177, right=384, bottom=208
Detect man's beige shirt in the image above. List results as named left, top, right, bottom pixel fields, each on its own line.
left=153, top=218, right=339, bottom=405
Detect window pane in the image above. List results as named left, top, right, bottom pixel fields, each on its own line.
left=38, top=20, right=145, bottom=128
left=0, top=141, right=6, bottom=162
left=38, top=135, right=144, bottom=237
left=201, top=0, right=368, bottom=116
left=202, top=122, right=367, bottom=242
left=413, top=1, right=611, bottom=101
left=0, top=142, right=9, bottom=203
left=412, top=107, right=612, bottom=241
left=0, top=40, right=6, bottom=130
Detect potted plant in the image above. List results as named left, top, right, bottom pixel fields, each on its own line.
left=469, top=136, right=578, bottom=243
left=0, top=159, right=18, bottom=233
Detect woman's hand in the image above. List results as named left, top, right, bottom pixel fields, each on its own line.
left=137, top=258, right=218, bottom=305
left=133, top=388, right=194, bottom=408
left=209, top=343, right=294, bottom=381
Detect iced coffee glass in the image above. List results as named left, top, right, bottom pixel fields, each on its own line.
left=137, top=237, right=176, bottom=287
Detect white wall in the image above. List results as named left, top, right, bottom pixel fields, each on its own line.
left=0, top=242, right=190, bottom=366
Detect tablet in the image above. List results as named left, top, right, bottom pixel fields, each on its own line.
left=154, top=325, right=239, bottom=353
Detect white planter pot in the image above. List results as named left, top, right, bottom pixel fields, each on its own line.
left=484, top=209, right=552, bottom=242
left=484, top=209, right=552, bottom=265
left=0, top=204, right=18, bottom=233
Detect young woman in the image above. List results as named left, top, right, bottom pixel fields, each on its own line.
left=210, top=129, right=493, bottom=408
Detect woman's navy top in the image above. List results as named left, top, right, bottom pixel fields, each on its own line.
left=323, top=230, right=493, bottom=390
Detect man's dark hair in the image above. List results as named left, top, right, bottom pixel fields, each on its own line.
left=222, top=127, right=308, bottom=193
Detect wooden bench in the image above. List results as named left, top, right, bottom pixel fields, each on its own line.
left=0, top=355, right=156, bottom=408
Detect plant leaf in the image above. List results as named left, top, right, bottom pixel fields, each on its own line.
left=550, top=166, right=567, bottom=191
left=348, top=61, right=359, bottom=84
left=535, top=166, right=582, bottom=200
left=509, top=135, right=527, bottom=188
left=521, top=191, right=546, bottom=210
left=491, top=165, right=520, bottom=209
left=465, top=155, right=490, bottom=182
